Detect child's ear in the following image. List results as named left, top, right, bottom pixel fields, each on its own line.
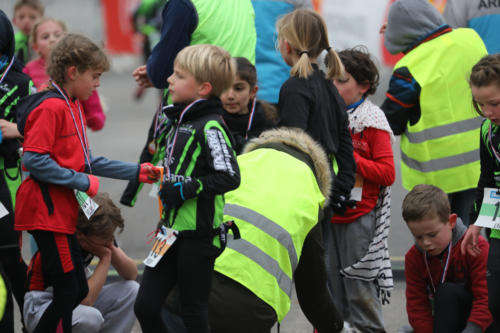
left=198, top=82, right=213, bottom=98
left=360, top=81, right=371, bottom=96
left=250, top=85, right=258, bottom=99
left=284, top=40, right=292, bottom=54
left=448, top=213, right=458, bottom=228
left=67, top=65, right=78, bottom=81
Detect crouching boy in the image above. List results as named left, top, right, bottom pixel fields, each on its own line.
left=402, top=184, right=492, bottom=333
left=23, top=193, right=139, bottom=333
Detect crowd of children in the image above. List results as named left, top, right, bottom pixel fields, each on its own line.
left=2, top=0, right=500, bottom=332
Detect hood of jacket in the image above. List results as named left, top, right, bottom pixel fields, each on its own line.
left=16, top=90, right=63, bottom=135
left=414, top=217, right=467, bottom=254
left=0, top=10, right=15, bottom=60
left=384, top=0, right=446, bottom=54
left=242, top=127, right=332, bottom=204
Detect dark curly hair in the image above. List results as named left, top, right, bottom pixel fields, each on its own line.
left=47, top=33, right=110, bottom=87
left=469, top=54, right=500, bottom=116
left=337, top=46, right=379, bottom=96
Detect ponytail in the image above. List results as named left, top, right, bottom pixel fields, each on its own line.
left=290, top=51, right=313, bottom=79
left=325, top=48, right=344, bottom=80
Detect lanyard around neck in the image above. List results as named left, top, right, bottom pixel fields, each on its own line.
left=245, top=98, right=257, bottom=139
left=51, top=82, right=92, bottom=173
left=488, top=122, right=500, bottom=165
left=346, top=97, right=365, bottom=111
left=424, top=242, right=452, bottom=294
left=0, top=57, right=15, bottom=84
left=165, top=99, right=206, bottom=178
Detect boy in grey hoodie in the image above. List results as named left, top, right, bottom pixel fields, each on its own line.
left=380, top=0, right=487, bottom=227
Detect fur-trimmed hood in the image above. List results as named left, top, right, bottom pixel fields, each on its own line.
left=242, top=127, right=332, bottom=205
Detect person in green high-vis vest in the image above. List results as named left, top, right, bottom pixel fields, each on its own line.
left=381, top=0, right=487, bottom=226
left=122, top=0, right=256, bottom=206
left=161, top=128, right=343, bottom=333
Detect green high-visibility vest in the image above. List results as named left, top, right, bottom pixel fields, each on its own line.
left=214, top=148, right=324, bottom=321
left=0, top=272, right=5, bottom=321
left=190, top=0, right=256, bottom=64
left=396, top=28, right=487, bottom=193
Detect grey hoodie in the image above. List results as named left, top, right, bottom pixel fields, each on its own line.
left=384, top=0, right=447, bottom=54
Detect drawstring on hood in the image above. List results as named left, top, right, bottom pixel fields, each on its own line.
left=384, top=0, right=447, bottom=54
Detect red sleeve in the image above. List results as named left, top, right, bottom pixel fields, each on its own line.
left=405, top=247, right=433, bottom=333
left=81, top=90, right=106, bottom=131
left=23, top=99, right=62, bottom=154
left=466, top=236, right=493, bottom=331
left=354, top=128, right=395, bottom=186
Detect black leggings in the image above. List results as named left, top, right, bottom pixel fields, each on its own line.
left=30, top=231, right=88, bottom=333
left=135, top=238, right=218, bottom=333
left=0, top=247, right=27, bottom=333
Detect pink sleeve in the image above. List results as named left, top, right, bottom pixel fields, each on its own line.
left=80, top=90, right=106, bottom=131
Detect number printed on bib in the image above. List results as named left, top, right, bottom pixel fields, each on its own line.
left=476, top=188, right=500, bottom=229
left=143, top=226, right=178, bottom=267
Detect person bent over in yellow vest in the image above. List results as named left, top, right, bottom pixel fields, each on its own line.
left=381, top=0, right=487, bottom=226
left=162, top=128, right=343, bottom=333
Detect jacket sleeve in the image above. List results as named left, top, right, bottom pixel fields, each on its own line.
left=471, top=124, right=495, bottom=223
left=146, top=0, right=197, bottom=88
left=354, top=128, right=395, bottom=186
left=381, top=67, right=421, bottom=135
left=294, top=220, right=343, bottom=332
left=466, top=236, right=493, bottom=331
left=196, top=125, right=240, bottom=195
left=405, top=248, right=433, bottom=333
left=332, top=108, right=356, bottom=196
left=80, top=90, right=106, bottom=131
left=88, top=153, right=139, bottom=181
left=22, top=151, right=91, bottom=192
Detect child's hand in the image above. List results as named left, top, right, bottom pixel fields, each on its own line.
left=0, top=120, right=22, bottom=139
left=133, top=65, right=154, bottom=88
left=461, top=225, right=482, bottom=257
left=159, top=179, right=200, bottom=207
left=138, top=163, right=162, bottom=183
left=79, top=235, right=112, bottom=259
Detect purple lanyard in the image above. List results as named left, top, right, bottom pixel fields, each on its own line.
left=245, top=98, right=257, bottom=139
left=51, top=82, right=92, bottom=173
left=488, top=122, right=500, bottom=164
left=424, top=242, right=452, bottom=294
left=165, top=99, right=206, bottom=178
left=0, top=57, right=15, bottom=84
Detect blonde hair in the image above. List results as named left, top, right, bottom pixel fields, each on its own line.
left=47, top=33, right=110, bottom=87
left=174, top=44, right=235, bottom=97
left=276, top=9, right=343, bottom=80
left=402, top=184, right=450, bottom=224
left=470, top=54, right=500, bottom=116
left=30, top=17, right=67, bottom=46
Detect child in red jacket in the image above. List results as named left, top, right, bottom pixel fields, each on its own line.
left=403, top=184, right=492, bottom=333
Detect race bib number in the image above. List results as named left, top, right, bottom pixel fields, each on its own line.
left=74, top=190, right=99, bottom=220
left=143, top=226, right=178, bottom=268
left=475, top=188, right=500, bottom=229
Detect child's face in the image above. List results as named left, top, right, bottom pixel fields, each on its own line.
left=69, top=68, right=103, bottom=101
left=33, top=20, right=65, bottom=60
left=334, top=72, right=368, bottom=106
left=407, top=214, right=456, bottom=256
left=13, top=5, right=41, bottom=36
left=167, top=64, right=205, bottom=104
left=471, top=83, right=500, bottom=125
left=221, top=75, right=257, bottom=115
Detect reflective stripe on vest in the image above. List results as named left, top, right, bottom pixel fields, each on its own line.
left=214, top=148, right=323, bottom=321
left=225, top=203, right=298, bottom=270
left=190, top=0, right=256, bottom=64
left=395, top=28, right=486, bottom=192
